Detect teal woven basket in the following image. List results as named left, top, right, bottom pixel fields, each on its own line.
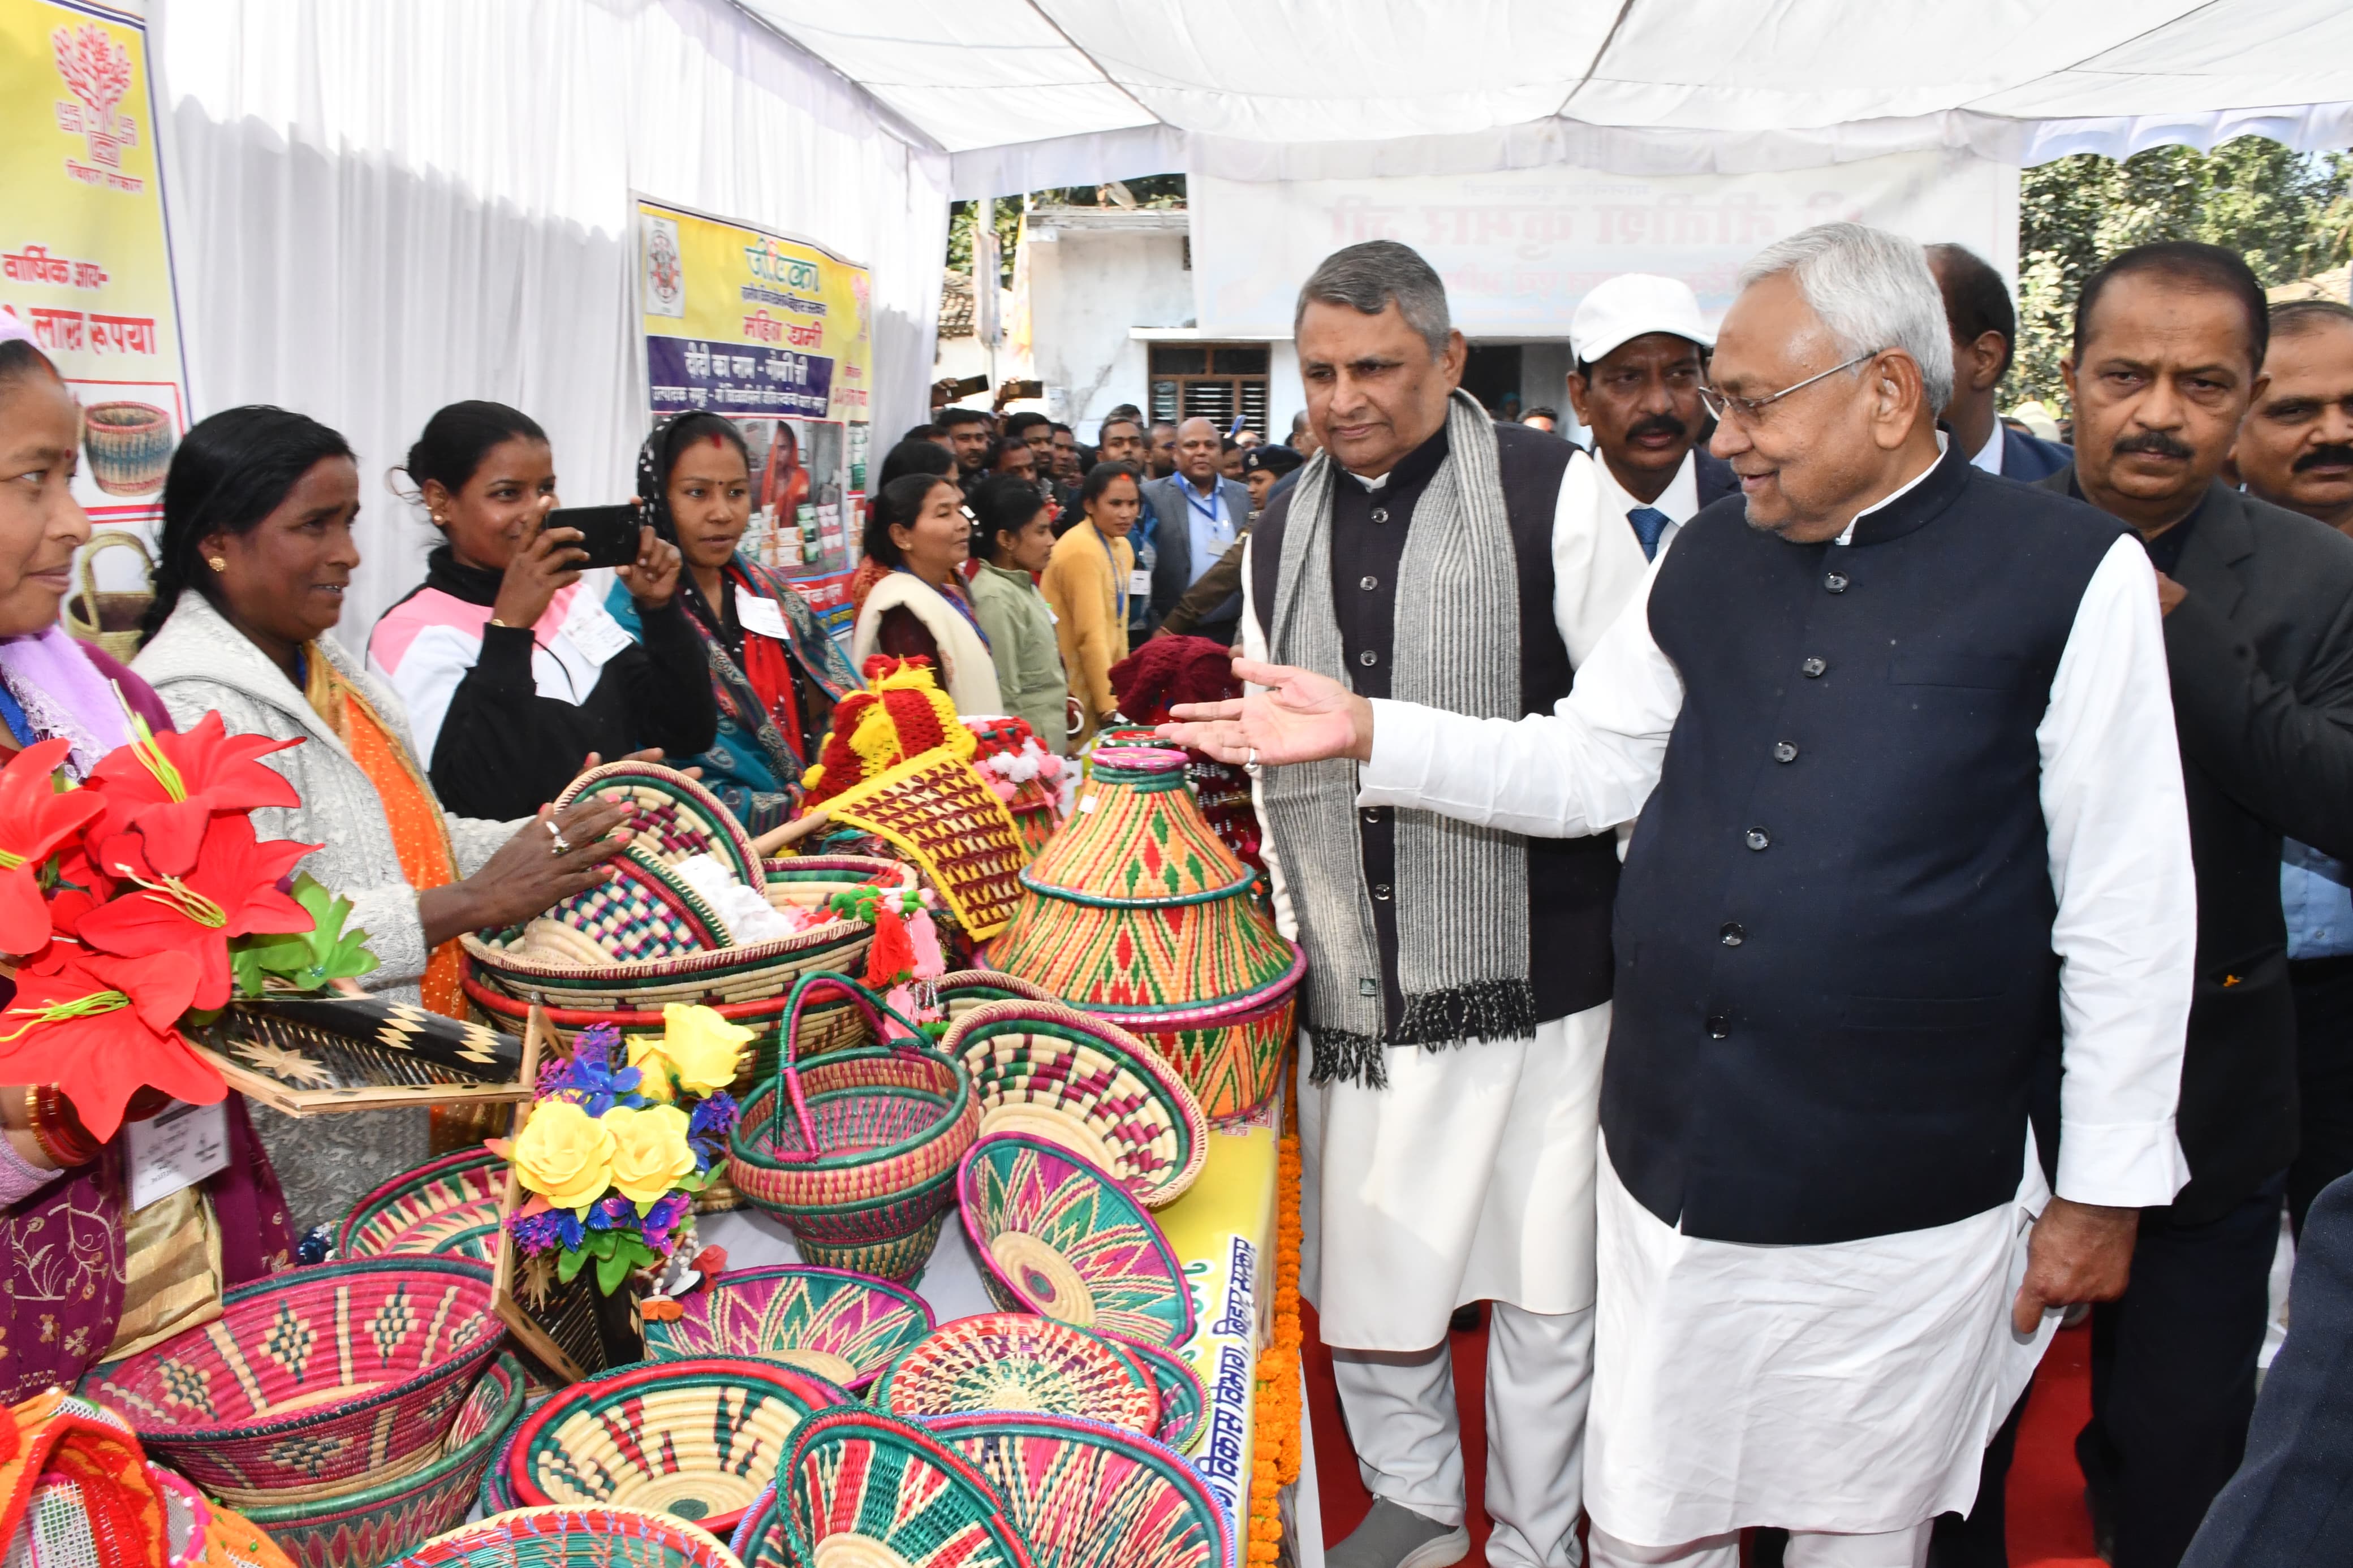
left=870, top=1314, right=1161, bottom=1436
left=639, top=1264, right=933, bottom=1392
left=388, top=1505, right=742, bottom=1568
left=783, top=1407, right=1036, bottom=1568
left=926, top=1410, right=1232, bottom=1568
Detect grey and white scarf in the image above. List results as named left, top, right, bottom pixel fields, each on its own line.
left=1261, top=390, right=1535, bottom=1088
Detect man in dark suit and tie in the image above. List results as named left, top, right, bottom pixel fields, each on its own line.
left=1928, top=243, right=2073, bottom=482
left=1565, top=274, right=1736, bottom=562
left=2041, top=242, right=2353, bottom=1568
left=1143, top=415, right=1254, bottom=646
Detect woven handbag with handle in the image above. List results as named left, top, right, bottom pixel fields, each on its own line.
left=63, top=529, right=156, bottom=662
left=726, top=972, right=979, bottom=1281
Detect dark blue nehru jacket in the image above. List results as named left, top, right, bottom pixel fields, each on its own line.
left=1604, top=444, right=2127, bottom=1245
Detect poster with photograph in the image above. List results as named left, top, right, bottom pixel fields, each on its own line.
left=634, top=194, right=873, bottom=643
left=0, top=0, right=191, bottom=548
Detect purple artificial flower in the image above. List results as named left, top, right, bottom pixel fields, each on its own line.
left=545, top=1034, right=645, bottom=1117
left=586, top=1194, right=638, bottom=1232
left=688, top=1090, right=740, bottom=1138
left=639, top=1190, right=693, bottom=1253
left=510, top=1210, right=565, bottom=1254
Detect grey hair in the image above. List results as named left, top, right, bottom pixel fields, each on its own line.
left=1737, top=222, right=1955, bottom=415
left=1294, top=240, right=1452, bottom=356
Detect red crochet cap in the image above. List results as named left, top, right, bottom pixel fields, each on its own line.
left=1109, top=635, right=1240, bottom=726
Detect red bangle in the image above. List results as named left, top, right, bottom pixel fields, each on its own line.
left=29, top=1085, right=98, bottom=1167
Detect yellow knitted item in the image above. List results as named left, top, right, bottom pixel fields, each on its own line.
left=801, top=655, right=977, bottom=806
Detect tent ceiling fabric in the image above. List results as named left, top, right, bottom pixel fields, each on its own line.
left=732, top=0, right=2353, bottom=190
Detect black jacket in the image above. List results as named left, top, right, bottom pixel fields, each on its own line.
left=2041, top=470, right=2353, bottom=1220
left=390, top=548, right=718, bottom=820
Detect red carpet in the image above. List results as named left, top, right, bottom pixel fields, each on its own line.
left=1304, top=1302, right=2104, bottom=1566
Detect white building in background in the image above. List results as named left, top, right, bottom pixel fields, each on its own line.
left=937, top=203, right=1590, bottom=445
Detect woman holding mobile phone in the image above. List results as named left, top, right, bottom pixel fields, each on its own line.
left=367, top=400, right=715, bottom=819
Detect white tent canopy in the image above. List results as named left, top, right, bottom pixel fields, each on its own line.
left=732, top=0, right=2353, bottom=193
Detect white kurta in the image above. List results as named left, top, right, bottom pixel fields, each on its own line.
left=1249, top=444, right=1650, bottom=1353
left=1355, top=456, right=2199, bottom=1539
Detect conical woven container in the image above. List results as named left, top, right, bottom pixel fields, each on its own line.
left=988, top=746, right=1302, bottom=1120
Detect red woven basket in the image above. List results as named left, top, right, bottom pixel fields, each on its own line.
left=83, top=1256, right=503, bottom=1496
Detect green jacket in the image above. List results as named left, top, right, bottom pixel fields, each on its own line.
left=968, top=560, right=1069, bottom=751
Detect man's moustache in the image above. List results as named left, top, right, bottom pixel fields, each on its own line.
left=2111, top=430, right=2197, bottom=461
left=1627, top=414, right=1688, bottom=443
left=2293, top=443, right=2353, bottom=473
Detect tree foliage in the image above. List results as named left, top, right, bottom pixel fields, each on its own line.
left=946, top=176, right=1187, bottom=286
left=2013, top=138, right=2353, bottom=411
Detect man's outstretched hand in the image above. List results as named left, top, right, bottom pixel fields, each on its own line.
left=1159, top=658, right=1375, bottom=766
left=2012, top=1196, right=2139, bottom=1334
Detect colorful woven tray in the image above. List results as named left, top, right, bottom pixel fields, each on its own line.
left=941, top=999, right=1207, bottom=1207
left=240, top=1353, right=529, bottom=1568
left=639, top=1265, right=933, bottom=1392
left=958, top=1133, right=1196, bottom=1349
left=390, top=1506, right=743, bottom=1568
left=338, top=1148, right=507, bottom=1264
left=463, top=859, right=912, bottom=1013
left=926, top=1411, right=1232, bottom=1568
left=504, top=1357, right=848, bottom=1534
left=516, top=841, right=735, bottom=964
left=871, top=1314, right=1161, bottom=1436
left=988, top=747, right=1300, bottom=1120
left=556, top=761, right=764, bottom=885
left=729, top=974, right=979, bottom=1282
left=820, top=745, right=1029, bottom=939
left=1105, top=1336, right=1207, bottom=1454
left=783, top=1407, right=1037, bottom=1568
left=86, top=1256, right=502, bottom=1496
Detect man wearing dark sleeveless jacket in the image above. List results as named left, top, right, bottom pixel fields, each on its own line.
left=1239, top=243, right=1652, bottom=1568
left=1167, top=224, right=2197, bottom=1568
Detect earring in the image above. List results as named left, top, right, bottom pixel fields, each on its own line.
left=208, top=558, right=226, bottom=573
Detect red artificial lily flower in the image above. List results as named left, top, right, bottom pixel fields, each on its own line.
left=0, top=947, right=218, bottom=1141
left=0, top=738, right=102, bottom=956
left=78, top=814, right=318, bottom=1010
left=44, top=841, right=116, bottom=941
left=87, top=711, right=301, bottom=878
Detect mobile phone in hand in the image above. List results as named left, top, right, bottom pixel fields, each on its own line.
left=544, top=504, right=641, bottom=569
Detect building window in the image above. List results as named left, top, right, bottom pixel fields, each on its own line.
left=1149, top=344, right=1269, bottom=435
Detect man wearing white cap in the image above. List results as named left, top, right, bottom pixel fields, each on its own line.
left=1567, top=274, right=1738, bottom=562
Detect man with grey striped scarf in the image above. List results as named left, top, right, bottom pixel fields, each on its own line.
left=1242, top=242, right=1651, bottom=1568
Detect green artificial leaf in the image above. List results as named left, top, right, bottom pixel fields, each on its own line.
left=595, top=1245, right=633, bottom=1295
left=225, top=875, right=382, bottom=995
left=556, top=1245, right=588, bottom=1285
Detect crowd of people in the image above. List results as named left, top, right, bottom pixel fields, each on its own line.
left=3, top=210, right=2352, bottom=1568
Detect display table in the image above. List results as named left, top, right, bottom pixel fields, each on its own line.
left=700, top=1095, right=1292, bottom=1558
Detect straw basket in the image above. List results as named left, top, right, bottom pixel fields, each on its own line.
left=338, top=1148, right=506, bottom=1264
left=503, top=1357, right=848, bottom=1534
left=728, top=974, right=979, bottom=1282
left=1109, top=1336, right=1208, bottom=1453
left=988, top=746, right=1301, bottom=1121
left=463, top=856, right=912, bottom=1014
left=725, top=1484, right=784, bottom=1568
left=85, top=1256, right=503, bottom=1496
left=63, top=530, right=156, bottom=663
left=927, top=1410, right=1230, bottom=1568
left=557, top=761, right=764, bottom=882
left=870, top=1313, right=1161, bottom=1435
left=81, top=400, right=175, bottom=495
left=238, top=1353, right=529, bottom=1568
left=958, top=1133, right=1195, bottom=1349
left=391, top=1506, right=743, bottom=1568
left=782, top=1407, right=1036, bottom=1568
left=639, top=1264, right=933, bottom=1391
left=940, top=998, right=1206, bottom=1207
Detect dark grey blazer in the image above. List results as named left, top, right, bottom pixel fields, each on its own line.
left=1141, top=472, right=1252, bottom=634
left=2041, top=469, right=2353, bottom=1219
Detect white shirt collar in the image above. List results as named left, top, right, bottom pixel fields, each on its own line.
left=1967, top=421, right=2005, bottom=477
left=1834, top=432, right=1950, bottom=546
left=1593, top=449, right=1702, bottom=528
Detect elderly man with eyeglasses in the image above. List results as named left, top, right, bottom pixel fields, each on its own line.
left=1165, top=222, right=2198, bottom=1568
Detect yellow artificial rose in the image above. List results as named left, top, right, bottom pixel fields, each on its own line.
left=602, top=1103, right=697, bottom=1206
left=661, top=1004, right=753, bottom=1098
left=625, top=1035, right=678, bottom=1103
left=512, top=1100, right=615, bottom=1212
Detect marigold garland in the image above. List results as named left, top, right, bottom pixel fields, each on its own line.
left=1245, top=1118, right=1304, bottom=1565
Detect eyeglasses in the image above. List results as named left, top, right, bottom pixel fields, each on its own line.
left=1698, top=350, right=1882, bottom=427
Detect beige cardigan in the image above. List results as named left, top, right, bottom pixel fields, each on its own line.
left=851, top=570, right=1005, bottom=715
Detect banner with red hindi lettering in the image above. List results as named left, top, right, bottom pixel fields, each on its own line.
left=1, top=0, right=189, bottom=532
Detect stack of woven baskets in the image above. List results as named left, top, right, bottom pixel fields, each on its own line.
left=988, top=744, right=1304, bottom=1120
left=461, top=762, right=912, bottom=1086
left=80, top=1258, right=524, bottom=1568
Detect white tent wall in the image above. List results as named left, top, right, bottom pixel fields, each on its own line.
left=152, top=0, right=950, bottom=637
